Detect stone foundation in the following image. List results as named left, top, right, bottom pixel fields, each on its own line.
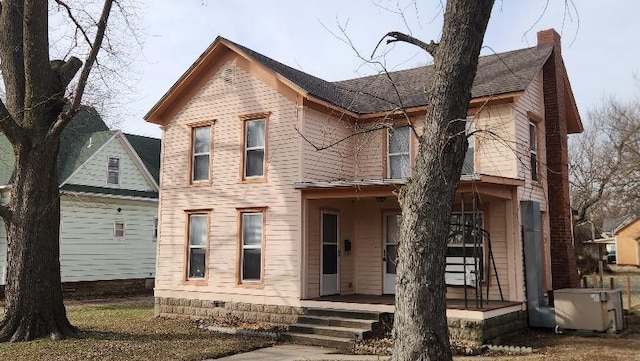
left=154, top=297, right=304, bottom=324
left=448, top=310, right=528, bottom=345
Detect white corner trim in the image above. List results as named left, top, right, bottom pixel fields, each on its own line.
left=116, top=132, right=160, bottom=192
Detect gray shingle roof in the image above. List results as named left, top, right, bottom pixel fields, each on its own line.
left=228, top=37, right=553, bottom=115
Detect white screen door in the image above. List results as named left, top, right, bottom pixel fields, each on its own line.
left=321, top=212, right=339, bottom=296
left=383, top=212, right=401, bottom=294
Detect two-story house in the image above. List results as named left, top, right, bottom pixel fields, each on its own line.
left=145, top=29, right=582, bottom=344
left=0, top=107, right=160, bottom=295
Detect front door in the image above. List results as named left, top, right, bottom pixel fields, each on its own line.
left=321, top=212, right=339, bottom=296
left=383, top=212, right=401, bottom=294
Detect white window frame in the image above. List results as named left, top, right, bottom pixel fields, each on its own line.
left=187, top=213, right=208, bottom=280
left=529, top=122, right=538, bottom=181
left=107, top=156, right=121, bottom=186
left=191, top=126, right=211, bottom=183
left=114, top=221, right=125, bottom=241
left=240, top=211, right=264, bottom=282
left=243, top=118, right=266, bottom=179
left=387, top=126, right=411, bottom=179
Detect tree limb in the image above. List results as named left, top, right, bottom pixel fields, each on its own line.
left=0, top=204, right=11, bottom=223
left=0, top=99, right=24, bottom=142
left=47, top=0, right=114, bottom=140
left=374, top=31, right=439, bottom=57
left=53, top=0, right=94, bottom=48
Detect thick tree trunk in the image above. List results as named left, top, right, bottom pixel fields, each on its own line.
left=0, top=139, right=77, bottom=342
left=391, top=1, right=494, bottom=360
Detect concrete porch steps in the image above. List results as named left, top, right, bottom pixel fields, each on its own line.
left=283, top=308, right=385, bottom=350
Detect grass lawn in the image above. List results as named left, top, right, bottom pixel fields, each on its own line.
left=0, top=298, right=275, bottom=361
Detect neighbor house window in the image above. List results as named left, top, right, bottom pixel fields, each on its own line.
left=243, top=117, right=266, bottom=179
left=114, top=221, right=125, bottom=241
left=530, top=122, right=538, bottom=181
left=191, top=126, right=211, bottom=183
left=107, top=156, right=120, bottom=185
left=153, top=217, right=158, bottom=242
left=387, top=126, right=411, bottom=179
left=187, top=213, right=208, bottom=279
left=239, top=210, right=265, bottom=283
left=448, top=212, right=484, bottom=280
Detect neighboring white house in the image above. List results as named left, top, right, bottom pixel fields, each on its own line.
left=0, top=107, right=160, bottom=293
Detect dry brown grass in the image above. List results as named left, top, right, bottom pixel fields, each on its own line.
left=0, top=298, right=274, bottom=361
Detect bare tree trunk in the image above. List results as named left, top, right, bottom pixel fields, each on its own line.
left=0, top=139, right=77, bottom=342
left=391, top=1, right=494, bottom=360
left=0, top=0, right=113, bottom=342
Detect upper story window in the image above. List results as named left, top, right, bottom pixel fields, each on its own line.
left=114, top=221, right=125, bottom=241
left=191, top=125, right=211, bottom=183
left=107, top=156, right=120, bottom=185
left=153, top=217, right=158, bottom=242
left=387, top=126, right=411, bottom=179
left=243, top=117, right=267, bottom=179
left=462, top=117, right=475, bottom=175
left=529, top=122, right=538, bottom=181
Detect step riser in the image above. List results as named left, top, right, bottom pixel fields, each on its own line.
left=289, top=325, right=370, bottom=339
left=297, top=316, right=377, bottom=329
left=305, top=308, right=381, bottom=320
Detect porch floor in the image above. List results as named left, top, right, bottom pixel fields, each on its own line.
left=309, top=294, right=520, bottom=312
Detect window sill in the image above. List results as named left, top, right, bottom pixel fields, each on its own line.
left=183, top=279, right=208, bottom=286
left=240, top=177, right=267, bottom=184
left=187, top=181, right=212, bottom=188
left=236, top=281, right=264, bottom=289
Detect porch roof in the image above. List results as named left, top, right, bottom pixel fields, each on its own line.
left=295, top=174, right=524, bottom=200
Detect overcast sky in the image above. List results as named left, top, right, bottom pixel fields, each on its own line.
left=120, top=1, right=639, bottom=138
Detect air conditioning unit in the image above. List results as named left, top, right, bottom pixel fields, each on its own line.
left=554, top=288, right=624, bottom=332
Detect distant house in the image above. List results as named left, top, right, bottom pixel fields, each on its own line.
left=0, top=107, right=160, bottom=295
left=615, top=216, right=640, bottom=266
left=145, top=29, right=582, bottom=344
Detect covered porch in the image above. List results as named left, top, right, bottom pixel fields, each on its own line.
left=295, top=175, right=525, bottom=313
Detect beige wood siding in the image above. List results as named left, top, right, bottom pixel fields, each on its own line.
left=515, top=71, right=548, bottom=210
left=0, top=190, right=8, bottom=283
left=301, top=108, right=355, bottom=181
left=616, top=219, right=640, bottom=266
left=155, top=58, right=303, bottom=305
left=66, top=136, right=155, bottom=192
left=473, top=104, right=517, bottom=178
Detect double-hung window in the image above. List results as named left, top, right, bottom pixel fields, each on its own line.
left=107, top=156, right=120, bottom=185
left=114, top=221, right=125, bottom=241
left=529, top=122, right=538, bottom=181
left=243, top=118, right=266, bottom=179
left=187, top=213, right=208, bottom=279
left=462, top=118, right=475, bottom=175
left=387, top=126, right=411, bottom=179
left=240, top=210, right=265, bottom=283
left=191, top=126, right=211, bottom=183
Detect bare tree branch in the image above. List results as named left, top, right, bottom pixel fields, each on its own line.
left=374, top=31, right=439, bottom=57
left=53, top=0, right=94, bottom=48
left=47, top=0, right=114, bottom=140
left=0, top=99, right=24, bottom=142
left=0, top=204, right=11, bottom=223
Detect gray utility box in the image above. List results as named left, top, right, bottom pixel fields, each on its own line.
left=554, top=288, right=624, bottom=332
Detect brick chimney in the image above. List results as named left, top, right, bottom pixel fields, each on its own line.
left=537, top=29, right=579, bottom=289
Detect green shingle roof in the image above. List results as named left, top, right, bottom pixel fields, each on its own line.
left=124, top=133, right=161, bottom=183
